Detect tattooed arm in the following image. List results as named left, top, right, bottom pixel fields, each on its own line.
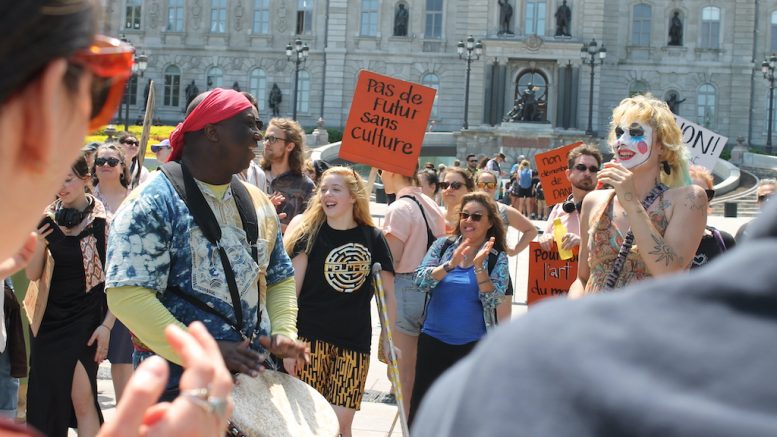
left=622, top=185, right=707, bottom=275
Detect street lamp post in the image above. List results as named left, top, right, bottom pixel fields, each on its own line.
left=762, top=54, right=777, bottom=154
left=286, top=38, right=309, bottom=121
left=120, top=37, right=147, bottom=131
left=457, top=35, right=483, bottom=130
left=580, top=38, right=607, bottom=136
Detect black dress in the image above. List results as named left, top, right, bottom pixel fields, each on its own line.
left=27, top=225, right=106, bottom=437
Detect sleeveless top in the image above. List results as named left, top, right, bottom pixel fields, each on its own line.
left=585, top=191, right=669, bottom=294
left=496, top=203, right=510, bottom=231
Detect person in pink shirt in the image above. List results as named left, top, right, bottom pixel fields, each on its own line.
left=380, top=168, right=445, bottom=415
left=539, top=144, right=602, bottom=252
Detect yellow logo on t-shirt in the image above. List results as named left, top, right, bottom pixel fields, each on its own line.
left=324, top=243, right=371, bottom=292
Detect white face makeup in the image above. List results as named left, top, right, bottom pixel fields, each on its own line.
left=613, top=121, right=654, bottom=169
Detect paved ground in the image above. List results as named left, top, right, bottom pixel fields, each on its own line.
left=73, top=212, right=753, bottom=437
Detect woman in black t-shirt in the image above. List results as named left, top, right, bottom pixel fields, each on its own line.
left=283, top=166, right=395, bottom=437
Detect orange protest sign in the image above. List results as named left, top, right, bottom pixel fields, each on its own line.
left=339, top=70, right=436, bottom=177
left=527, top=241, right=579, bottom=305
left=533, top=142, right=582, bottom=205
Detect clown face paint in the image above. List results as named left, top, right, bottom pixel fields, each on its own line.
left=613, top=122, right=654, bottom=169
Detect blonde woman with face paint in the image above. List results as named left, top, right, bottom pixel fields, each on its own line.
left=569, top=94, right=707, bottom=297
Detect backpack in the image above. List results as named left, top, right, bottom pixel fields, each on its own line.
left=399, top=195, right=437, bottom=251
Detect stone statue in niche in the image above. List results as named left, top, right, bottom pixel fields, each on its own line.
left=504, top=84, right=543, bottom=122
left=394, top=4, right=409, bottom=37
left=668, top=11, right=683, bottom=46
left=185, top=80, right=199, bottom=108
left=665, top=92, right=686, bottom=114
left=498, top=0, right=514, bottom=35
left=269, top=84, right=283, bottom=117
left=555, top=0, right=571, bottom=37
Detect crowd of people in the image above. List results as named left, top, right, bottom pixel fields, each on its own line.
left=1, top=2, right=775, bottom=437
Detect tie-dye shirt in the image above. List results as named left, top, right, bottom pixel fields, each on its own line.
left=105, top=172, right=294, bottom=347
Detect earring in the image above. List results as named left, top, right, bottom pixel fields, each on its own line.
left=661, top=160, right=671, bottom=175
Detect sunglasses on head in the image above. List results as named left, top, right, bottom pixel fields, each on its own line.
left=705, top=189, right=715, bottom=202
left=573, top=164, right=599, bottom=173
left=477, top=181, right=497, bottom=190
left=440, top=181, right=465, bottom=190
left=459, top=212, right=484, bottom=222
left=95, top=157, right=120, bottom=167
left=69, top=35, right=135, bottom=132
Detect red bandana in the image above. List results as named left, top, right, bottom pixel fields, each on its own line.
left=167, top=88, right=253, bottom=162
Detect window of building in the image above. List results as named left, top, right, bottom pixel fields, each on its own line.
left=249, top=69, right=267, bottom=112
left=164, top=65, right=181, bottom=107
left=772, top=11, right=777, bottom=52
left=125, top=0, right=142, bottom=30
left=124, top=75, right=138, bottom=106
left=629, top=80, right=649, bottom=96
left=525, top=1, right=546, bottom=36
left=296, top=70, right=311, bottom=113
left=700, top=6, right=720, bottom=49
left=361, top=0, right=379, bottom=36
left=631, top=3, right=651, bottom=46
left=514, top=69, right=548, bottom=121
left=207, top=67, right=223, bottom=89
left=167, top=0, right=184, bottom=32
left=296, top=0, right=313, bottom=35
left=421, top=73, right=440, bottom=117
left=211, top=0, right=227, bottom=33
left=425, top=0, right=443, bottom=39
left=697, top=83, right=716, bottom=128
left=253, top=0, right=270, bottom=34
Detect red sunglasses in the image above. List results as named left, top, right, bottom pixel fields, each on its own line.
left=69, top=35, right=135, bottom=131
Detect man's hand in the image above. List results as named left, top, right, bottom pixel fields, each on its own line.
left=259, top=334, right=309, bottom=364
left=216, top=339, right=264, bottom=377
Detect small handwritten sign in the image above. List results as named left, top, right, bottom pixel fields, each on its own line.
left=674, top=116, right=728, bottom=171
left=527, top=242, right=579, bottom=305
left=533, top=142, right=581, bottom=205
left=339, top=70, right=436, bottom=177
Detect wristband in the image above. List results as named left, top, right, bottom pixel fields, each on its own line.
left=474, top=265, right=487, bottom=274
left=442, top=261, right=455, bottom=272
left=100, top=324, right=113, bottom=331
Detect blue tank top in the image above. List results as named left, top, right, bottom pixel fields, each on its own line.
left=422, top=267, right=487, bottom=345
left=519, top=168, right=532, bottom=188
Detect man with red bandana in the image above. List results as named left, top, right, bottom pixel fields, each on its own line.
left=105, top=88, right=307, bottom=400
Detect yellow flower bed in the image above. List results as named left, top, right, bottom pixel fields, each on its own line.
left=85, top=125, right=176, bottom=159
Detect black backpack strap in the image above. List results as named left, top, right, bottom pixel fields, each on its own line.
left=399, top=195, right=437, bottom=251
left=230, top=177, right=259, bottom=263
left=160, top=161, right=244, bottom=329
left=165, top=286, right=246, bottom=340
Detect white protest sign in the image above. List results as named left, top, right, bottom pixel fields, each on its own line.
left=674, top=115, right=728, bottom=170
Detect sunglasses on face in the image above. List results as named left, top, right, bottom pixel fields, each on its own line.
left=95, top=157, right=120, bottom=167
left=705, top=189, right=715, bottom=202
left=121, top=139, right=139, bottom=146
left=263, top=135, right=286, bottom=145
left=758, top=194, right=772, bottom=203
left=573, top=164, right=599, bottom=173
left=477, top=181, right=497, bottom=190
left=150, top=145, right=170, bottom=153
left=440, top=181, right=465, bottom=190
left=69, top=35, right=135, bottom=132
left=459, top=212, right=484, bottom=222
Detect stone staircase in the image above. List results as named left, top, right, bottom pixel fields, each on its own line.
left=710, top=169, right=760, bottom=218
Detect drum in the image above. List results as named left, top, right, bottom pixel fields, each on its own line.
left=228, top=370, right=339, bottom=437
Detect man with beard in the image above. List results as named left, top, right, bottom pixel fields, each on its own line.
left=538, top=144, right=602, bottom=252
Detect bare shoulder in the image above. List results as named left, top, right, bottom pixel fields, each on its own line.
left=666, top=184, right=707, bottom=213
left=581, top=189, right=613, bottom=209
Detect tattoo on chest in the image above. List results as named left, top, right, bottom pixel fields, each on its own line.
left=648, top=234, right=677, bottom=266
left=623, top=192, right=634, bottom=201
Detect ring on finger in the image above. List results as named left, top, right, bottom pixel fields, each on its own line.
left=182, top=392, right=230, bottom=418
left=181, top=386, right=210, bottom=400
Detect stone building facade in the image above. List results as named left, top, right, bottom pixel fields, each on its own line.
left=102, top=0, right=777, bottom=150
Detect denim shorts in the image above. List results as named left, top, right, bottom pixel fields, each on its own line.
left=0, top=348, right=18, bottom=419
left=394, top=273, right=428, bottom=336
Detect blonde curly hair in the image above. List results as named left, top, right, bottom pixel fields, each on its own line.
left=609, top=94, right=690, bottom=188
